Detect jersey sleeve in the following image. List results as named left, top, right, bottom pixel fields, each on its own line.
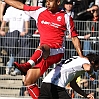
left=23, top=5, right=41, bottom=11
left=65, top=14, right=78, bottom=37
left=23, top=5, right=46, bottom=23
left=70, top=16, right=78, bottom=37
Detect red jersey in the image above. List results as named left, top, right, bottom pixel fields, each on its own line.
left=24, top=5, right=78, bottom=48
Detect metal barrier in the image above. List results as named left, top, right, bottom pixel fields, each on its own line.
left=0, top=20, right=99, bottom=98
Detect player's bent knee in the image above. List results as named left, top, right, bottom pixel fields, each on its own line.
left=24, top=68, right=41, bottom=86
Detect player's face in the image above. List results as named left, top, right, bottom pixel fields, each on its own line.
left=46, top=0, right=60, bottom=13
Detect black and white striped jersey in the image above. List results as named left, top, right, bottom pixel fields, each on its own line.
left=43, top=56, right=90, bottom=88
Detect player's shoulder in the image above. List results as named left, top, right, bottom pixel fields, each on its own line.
left=6, top=6, right=16, bottom=11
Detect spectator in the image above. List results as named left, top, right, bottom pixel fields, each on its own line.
left=26, top=0, right=37, bottom=6
left=26, top=0, right=46, bottom=6
left=87, top=5, right=99, bottom=12
left=0, top=0, right=9, bottom=53
left=95, top=0, right=99, bottom=6
left=63, top=0, right=74, bottom=18
left=5, top=0, right=83, bottom=98
left=84, top=5, right=99, bottom=55
left=73, top=0, right=94, bottom=20
left=62, top=0, right=76, bottom=59
left=32, top=0, right=37, bottom=6
left=37, top=0, right=46, bottom=7
left=83, top=6, right=99, bottom=94
left=0, top=1, right=30, bottom=76
left=0, top=0, right=6, bottom=22
left=39, top=53, right=99, bottom=99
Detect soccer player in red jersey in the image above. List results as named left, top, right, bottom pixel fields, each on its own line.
left=5, top=0, right=84, bottom=98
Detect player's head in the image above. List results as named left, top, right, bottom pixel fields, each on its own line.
left=46, top=0, right=60, bottom=13
left=86, top=53, right=99, bottom=71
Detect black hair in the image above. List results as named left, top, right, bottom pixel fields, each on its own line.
left=86, top=53, right=99, bottom=71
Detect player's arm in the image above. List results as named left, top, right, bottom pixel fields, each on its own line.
left=66, top=16, right=83, bottom=57
left=70, top=77, right=88, bottom=98
left=4, top=0, right=41, bottom=11
left=4, top=0, right=24, bottom=10
left=71, top=36, right=83, bottom=57
left=70, top=77, right=94, bottom=99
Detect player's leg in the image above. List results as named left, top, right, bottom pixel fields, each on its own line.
left=23, top=54, right=63, bottom=85
left=24, top=68, right=41, bottom=99
left=57, top=89, right=71, bottom=99
left=24, top=54, right=63, bottom=86
left=24, top=68, right=41, bottom=86
left=23, top=53, right=63, bottom=98
left=13, top=44, right=50, bottom=75
left=50, top=83, right=71, bottom=99
left=39, top=83, right=51, bottom=99
left=27, top=84, right=40, bottom=99
left=39, top=83, right=71, bottom=99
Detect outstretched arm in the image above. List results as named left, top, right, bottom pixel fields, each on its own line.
left=4, top=0, right=24, bottom=10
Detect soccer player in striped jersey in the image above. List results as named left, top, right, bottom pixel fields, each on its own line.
left=39, top=53, right=99, bottom=99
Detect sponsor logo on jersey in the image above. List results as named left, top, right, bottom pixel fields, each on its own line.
left=41, top=20, right=61, bottom=28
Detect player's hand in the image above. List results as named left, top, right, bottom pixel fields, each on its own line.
left=0, top=30, right=6, bottom=36
left=87, top=93, right=94, bottom=99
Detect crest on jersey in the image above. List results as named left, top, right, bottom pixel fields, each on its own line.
left=57, top=16, right=62, bottom=21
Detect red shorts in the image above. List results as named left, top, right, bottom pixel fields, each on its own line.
left=34, top=53, right=64, bottom=76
